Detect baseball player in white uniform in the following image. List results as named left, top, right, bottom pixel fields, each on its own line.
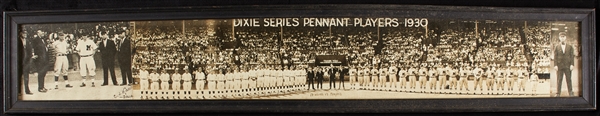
left=159, top=70, right=171, bottom=99
left=138, top=68, right=149, bottom=99
left=507, top=66, right=517, bottom=91
left=349, top=65, right=357, bottom=90
left=206, top=69, right=217, bottom=92
left=275, top=67, right=283, bottom=94
left=293, top=66, right=301, bottom=92
left=149, top=69, right=160, bottom=99
left=182, top=69, right=192, bottom=99
left=246, top=67, right=256, bottom=97
left=449, top=66, right=458, bottom=91
left=379, top=66, right=387, bottom=90
left=529, top=65, right=539, bottom=95
left=253, top=66, right=263, bottom=95
left=398, top=66, right=407, bottom=90
left=235, top=68, right=245, bottom=97
left=408, top=65, right=418, bottom=90
left=239, top=68, right=249, bottom=97
left=473, top=65, right=484, bottom=92
left=370, top=67, right=378, bottom=90
left=438, top=65, right=449, bottom=90
left=225, top=69, right=234, bottom=97
left=52, top=32, right=73, bottom=89
left=361, top=66, right=370, bottom=90
left=195, top=68, right=206, bottom=99
left=232, top=68, right=242, bottom=94
left=388, top=65, right=398, bottom=90
left=486, top=65, right=496, bottom=92
left=428, top=66, right=437, bottom=91
left=268, top=66, right=275, bottom=95
left=76, top=33, right=97, bottom=87
left=217, top=69, right=227, bottom=98
left=518, top=66, right=528, bottom=92
left=172, top=69, right=182, bottom=99
left=418, top=65, right=428, bottom=90
left=459, top=67, right=470, bottom=91
left=285, top=67, right=294, bottom=92
left=496, top=66, right=506, bottom=92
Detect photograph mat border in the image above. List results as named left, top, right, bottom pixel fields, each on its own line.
left=3, top=5, right=596, bottom=113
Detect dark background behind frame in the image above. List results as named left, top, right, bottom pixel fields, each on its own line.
left=0, top=0, right=598, bottom=116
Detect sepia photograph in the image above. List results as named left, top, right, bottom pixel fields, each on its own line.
left=17, top=18, right=582, bottom=100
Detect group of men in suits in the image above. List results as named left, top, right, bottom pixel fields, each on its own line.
left=19, top=25, right=133, bottom=95
left=97, top=29, right=133, bottom=86
left=306, top=64, right=349, bottom=90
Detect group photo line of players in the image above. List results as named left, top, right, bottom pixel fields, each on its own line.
left=18, top=19, right=580, bottom=100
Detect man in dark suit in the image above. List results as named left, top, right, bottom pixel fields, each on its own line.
left=306, top=67, right=315, bottom=90
left=339, top=65, right=348, bottom=89
left=19, top=29, right=34, bottom=95
left=185, top=54, right=195, bottom=77
left=32, top=29, right=50, bottom=92
left=117, top=30, right=133, bottom=86
left=554, top=32, right=575, bottom=97
left=328, top=64, right=338, bottom=89
left=316, top=67, right=324, bottom=89
left=98, top=31, right=118, bottom=86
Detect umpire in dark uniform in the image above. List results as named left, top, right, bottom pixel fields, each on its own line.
left=19, top=29, right=34, bottom=94
left=32, top=29, right=50, bottom=92
left=554, top=32, right=575, bottom=97
left=117, top=30, right=133, bottom=86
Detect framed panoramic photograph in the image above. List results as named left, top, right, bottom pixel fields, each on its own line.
left=3, top=5, right=596, bottom=113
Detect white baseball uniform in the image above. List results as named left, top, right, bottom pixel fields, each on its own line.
left=388, top=67, right=397, bottom=88
left=76, top=39, right=97, bottom=77
left=172, top=73, right=182, bottom=90
left=53, top=40, right=70, bottom=76
left=182, top=72, right=192, bottom=90
left=195, top=71, right=205, bottom=90
left=217, top=74, right=225, bottom=90
left=207, top=73, right=217, bottom=90
left=160, top=73, right=171, bottom=90
left=150, top=72, right=159, bottom=90
left=139, top=70, right=149, bottom=90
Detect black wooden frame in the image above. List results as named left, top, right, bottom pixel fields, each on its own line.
left=3, top=5, right=596, bottom=113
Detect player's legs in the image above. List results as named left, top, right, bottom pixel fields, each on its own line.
left=519, top=79, right=526, bottom=91
left=531, top=80, right=538, bottom=95
left=459, top=78, right=465, bottom=90
left=475, top=78, right=482, bottom=91
left=79, top=57, right=95, bottom=86
left=151, top=82, right=158, bottom=99
left=54, top=56, right=71, bottom=88
left=419, top=76, right=425, bottom=89
left=438, top=77, right=445, bottom=90
left=410, top=76, right=416, bottom=89
left=429, top=78, right=436, bottom=90
left=399, top=77, right=406, bottom=89
left=498, top=79, right=505, bottom=91
left=390, top=76, right=397, bottom=88
left=141, top=79, right=148, bottom=90
left=160, top=81, right=168, bottom=99
left=487, top=78, right=493, bottom=91
left=507, top=78, right=514, bottom=91
left=380, top=76, right=386, bottom=88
